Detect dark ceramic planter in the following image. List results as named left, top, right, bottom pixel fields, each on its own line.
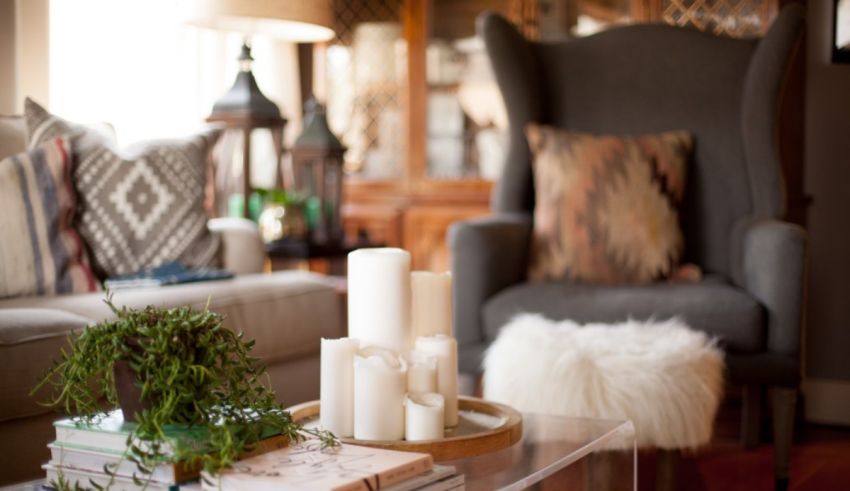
left=113, top=358, right=151, bottom=422
left=113, top=339, right=151, bottom=422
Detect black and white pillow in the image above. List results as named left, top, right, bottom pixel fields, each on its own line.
left=24, top=98, right=221, bottom=279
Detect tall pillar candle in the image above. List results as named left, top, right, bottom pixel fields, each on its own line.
left=404, top=393, right=445, bottom=441
left=407, top=352, right=438, bottom=393
left=414, top=335, right=459, bottom=427
left=320, top=338, right=359, bottom=437
left=353, top=347, right=408, bottom=440
left=411, top=271, right=453, bottom=338
left=348, top=248, right=411, bottom=353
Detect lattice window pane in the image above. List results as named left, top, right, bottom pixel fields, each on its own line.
left=325, top=0, right=404, bottom=178
left=661, top=0, right=767, bottom=38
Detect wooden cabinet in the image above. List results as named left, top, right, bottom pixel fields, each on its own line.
left=332, top=0, right=799, bottom=271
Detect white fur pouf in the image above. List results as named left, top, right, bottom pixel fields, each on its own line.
left=483, top=314, right=724, bottom=450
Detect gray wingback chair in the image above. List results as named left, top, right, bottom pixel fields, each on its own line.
left=450, top=6, right=805, bottom=489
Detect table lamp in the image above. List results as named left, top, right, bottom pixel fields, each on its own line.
left=182, top=0, right=335, bottom=218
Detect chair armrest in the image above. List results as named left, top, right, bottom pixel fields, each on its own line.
left=208, top=218, right=266, bottom=275
left=449, top=213, right=532, bottom=350
left=741, top=219, right=806, bottom=357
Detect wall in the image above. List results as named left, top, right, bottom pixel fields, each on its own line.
left=0, top=0, right=16, bottom=113
left=0, top=0, right=49, bottom=114
left=802, top=0, right=850, bottom=425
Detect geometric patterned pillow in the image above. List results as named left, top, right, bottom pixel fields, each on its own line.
left=24, top=99, right=222, bottom=279
left=525, top=124, right=692, bottom=284
left=0, top=137, right=99, bottom=298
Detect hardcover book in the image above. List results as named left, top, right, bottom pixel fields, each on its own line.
left=201, top=440, right=435, bottom=491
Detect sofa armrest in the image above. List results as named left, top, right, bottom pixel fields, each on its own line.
left=208, top=218, right=266, bottom=275
left=449, top=213, right=532, bottom=355
left=741, top=219, right=806, bottom=358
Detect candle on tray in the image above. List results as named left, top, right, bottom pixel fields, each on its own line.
left=407, top=352, right=438, bottom=393
left=320, top=338, right=359, bottom=437
left=348, top=248, right=411, bottom=353
left=354, top=347, right=408, bottom=441
left=414, top=335, right=459, bottom=427
left=404, top=393, right=445, bottom=441
left=411, top=271, right=453, bottom=338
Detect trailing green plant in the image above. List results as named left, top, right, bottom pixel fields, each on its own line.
left=33, top=293, right=336, bottom=490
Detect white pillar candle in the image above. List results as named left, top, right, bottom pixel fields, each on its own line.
left=407, top=352, right=438, bottom=393
left=353, top=347, right=408, bottom=441
left=348, top=248, right=411, bottom=353
left=320, top=338, right=359, bottom=438
left=411, top=271, right=453, bottom=338
left=414, top=335, right=459, bottom=427
left=404, top=393, right=445, bottom=441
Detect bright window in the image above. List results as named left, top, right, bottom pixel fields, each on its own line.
left=48, top=0, right=301, bottom=148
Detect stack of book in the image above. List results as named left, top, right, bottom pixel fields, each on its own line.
left=42, top=410, right=284, bottom=491
left=42, top=410, right=464, bottom=490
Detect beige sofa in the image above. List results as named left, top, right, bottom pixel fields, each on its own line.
left=0, top=117, right=344, bottom=485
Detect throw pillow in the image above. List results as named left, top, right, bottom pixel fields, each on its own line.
left=24, top=98, right=222, bottom=279
left=526, top=124, right=692, bottom=284
left=0, top=136, right=99, bottom=298
left=24, top=97, right=116, bottom=152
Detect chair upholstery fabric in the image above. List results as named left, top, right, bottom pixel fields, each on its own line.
left=483, top=276, right=765, bottom=353
left=451, top=6, right=806, bottom=389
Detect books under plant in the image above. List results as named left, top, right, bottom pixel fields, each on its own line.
left=43, top=464, right=202, bottom=491
left=201, top=440, right=443, bottom=491
left=46, top=410, right=289, bottom=488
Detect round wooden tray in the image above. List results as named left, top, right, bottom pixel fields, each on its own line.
left=287, top=396, right=523, bottom=461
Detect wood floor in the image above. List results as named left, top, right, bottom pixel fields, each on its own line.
left=541, top=386, right=850, bottom=490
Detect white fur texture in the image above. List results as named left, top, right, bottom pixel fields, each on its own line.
left=483, top=314, right=724, bottom=450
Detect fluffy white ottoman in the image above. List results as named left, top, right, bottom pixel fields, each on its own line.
left=483, top=314, right=724, bottom=450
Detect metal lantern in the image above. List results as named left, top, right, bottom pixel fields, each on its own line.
left=291, top=98, right=345, bottom=245
left=207, top=43, right=287, bottom=219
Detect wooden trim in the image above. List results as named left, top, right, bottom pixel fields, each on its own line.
left=297, top=42, right=314, bottom=106
left=629, top=0, right=651, bottom=22
left=403, top=0, right=428, bottom=183
left=802, top=378, right=850, bottom=426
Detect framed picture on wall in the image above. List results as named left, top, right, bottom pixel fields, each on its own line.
left=834, top=0, right=850, bottom=62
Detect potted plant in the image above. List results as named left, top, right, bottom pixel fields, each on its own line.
left=33, top=294, right=336, bottom=490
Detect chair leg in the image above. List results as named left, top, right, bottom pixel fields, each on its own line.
left=772, top=387, right=796, bottom=491
left=742, top=384, right=763, bottom=448
left=656, top=449, right=680, bottom=491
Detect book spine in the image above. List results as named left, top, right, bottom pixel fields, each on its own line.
left=335, top=457, right=434, bottom=491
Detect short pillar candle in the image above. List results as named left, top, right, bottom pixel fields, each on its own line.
left=353, top=347, right=408, bottom=441
left=414, top=335, right=459, bottom=427
left=407, top=352, right=438, bottom=393
left=320, top=338, right=359, bottom=437
left=404, top=393, right=445, bottom=441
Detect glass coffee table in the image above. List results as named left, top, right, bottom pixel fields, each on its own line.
left=4, top=413, right=635, bottom=491
left=447, top=412, right=636, bottom=490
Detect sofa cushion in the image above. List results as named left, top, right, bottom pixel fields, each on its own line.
left=525, top=125, right=692, bottom=284
left=0, top=308, right=94, bottom=422
left=0, top=271, right=344, bottom=366
left=23, top=98, right=221, bottom=279
left=0, top=136, right=100, bottom=298
left=483, top=276, right=765, bottom=353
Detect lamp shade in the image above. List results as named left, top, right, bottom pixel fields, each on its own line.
left=182, top=0, right=335, bottom=42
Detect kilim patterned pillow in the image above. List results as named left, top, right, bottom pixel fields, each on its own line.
left=24, top=99, right=221, bottom=279
left=526, top=124, right=692, bottom=284
left=0, top=136, right=99, bottom=298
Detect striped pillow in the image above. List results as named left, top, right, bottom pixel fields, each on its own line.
left=0, top=137, right=99, bottom=298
